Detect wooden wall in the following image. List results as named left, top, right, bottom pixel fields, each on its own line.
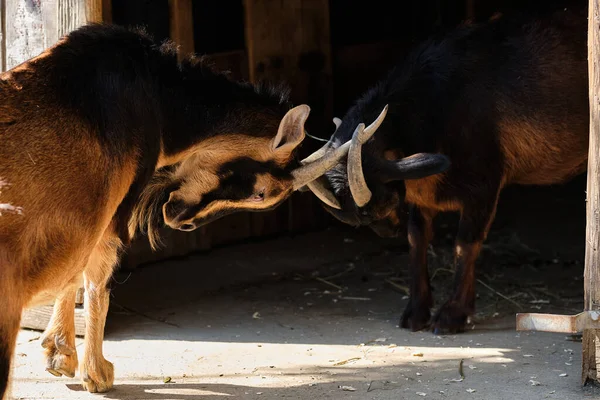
left=3, top=0, right=566, bottom=269
left=118, top=0, right=480, bottom=268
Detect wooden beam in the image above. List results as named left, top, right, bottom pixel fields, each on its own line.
left=85, top=0, right=112, bottom=24
left=244, top=0, right=332, bottom=122
left=244, top=0, right=332, bottom=233
left=5, top=0, right=46, bottom=70
left=466, top=0, right=475, bottom=20
left=0, top=0, right=4, bottom=72
left=583, top=0, right=600, bottom=384
left=169, top=0, right=195, bottom=61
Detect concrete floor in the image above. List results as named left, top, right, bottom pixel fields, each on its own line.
left=9, top=217, right=600, bottom=399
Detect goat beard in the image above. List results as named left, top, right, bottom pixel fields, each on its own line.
left=128, top=166, right=178, bottom=250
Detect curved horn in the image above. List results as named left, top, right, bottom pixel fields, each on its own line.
left=347, top=105, right=389, bottom=207
left=378, top=153, right=451, bottom=182
left=307, top=177, right=341, bottom=209
left=297, top=117, right=345, bottom=203
left=292, top=140, right=351, bottom=190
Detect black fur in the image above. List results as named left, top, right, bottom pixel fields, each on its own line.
left=35, top=23, right=291, bottom=243
left=320, top=3, right=589, bottom=333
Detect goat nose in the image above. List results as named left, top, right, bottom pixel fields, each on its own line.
left=178, top=223, right=196, bottom=232
left=164, top=199, right=188, bottom=223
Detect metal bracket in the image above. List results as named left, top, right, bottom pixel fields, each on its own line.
left=516, top=311, right=600, bottom=334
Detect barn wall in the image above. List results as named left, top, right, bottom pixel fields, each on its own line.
left=1, top=0, right=587, bottom=269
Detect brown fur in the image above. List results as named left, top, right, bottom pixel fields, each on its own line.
left=0, top=24, right=307, bottom=399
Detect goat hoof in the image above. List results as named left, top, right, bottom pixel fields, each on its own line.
left=81, top=358, right=114, bottom=393
left=42, top=333, right=78, bottom=378
left=400, top=301, right=431, bottom=332
left=431, top=301, right=471, bottom=334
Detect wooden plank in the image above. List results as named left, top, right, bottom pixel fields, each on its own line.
left=244, top=0, right=333, bottom=234
left=583, top=0, right=600, bottom=384
left=169, top=0, right=194, bottom=61
left=0, top=0, right=4, bottom=72
left=466, top=0, right=476, bottom=20
left=21, top=306, right=86, bottom=337
left=85, top=0, right=111, bottom=24
left=58, top=0, right=87, bottom=37
left=5, top=0, right=46, bottom=70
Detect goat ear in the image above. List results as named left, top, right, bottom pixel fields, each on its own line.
left=382, top=153, right=450, bottom=182
left=271, top=105, right=310, bottom=158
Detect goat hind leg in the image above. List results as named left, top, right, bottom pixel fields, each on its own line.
left=431, top=189, right=500, bottom=334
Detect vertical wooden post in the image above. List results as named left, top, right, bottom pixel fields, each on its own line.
left=0, top=0, right=4, bottom=72
left=244, top=0, right=333, bottom=233
left=169, top=0, right=195, bottom=61
left=583, top=0, right=600, bottom=384
left=85, top=0, right=112, bottom=24
left=466, top=0, right=476, bottom=20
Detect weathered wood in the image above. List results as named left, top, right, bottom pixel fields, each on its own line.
left=0, top=0, right=4, bottom=71
left=58, top=0, right=87, bottom=37
left=21, top=305, right=86, bottom=337
left=5, top=0, right=46, bottom=70
left=466, top=0, right=475, bottom=20
left=244, top=0, right=333, bottom=234
left=583, top=0, right=600, bottom=384
left=85, top=0, right=111, bottom=24
left=169, top=0, right=194, bottom=61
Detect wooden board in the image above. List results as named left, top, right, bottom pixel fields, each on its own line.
left=169, top=0, right=194, bottom=60
left=85, top=0, right=112, bottom=24
left=5, top=0, right=46, bottom=70
left=21, top=305, right=86, bottom=337
left=243, top=0, right=333, bottom=234
left=583, top=0, right=600, bottom=384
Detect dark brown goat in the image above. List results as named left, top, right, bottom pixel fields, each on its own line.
left=305, top=5, right=589, bottom=334
left=0, top=24, right=356, bottom=399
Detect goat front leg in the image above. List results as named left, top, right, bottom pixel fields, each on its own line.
left=400, top=205, right=436, bottom=331
left=41, top=282, right=80, bottom=378
left=431, top=192, right=499, bottom=334
left=80, top=235, right=121, bottom=393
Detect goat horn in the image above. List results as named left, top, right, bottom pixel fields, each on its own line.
left=292, top=140, right=351, bottom=190
left=296, top=117, right=346, bottom=204
left=347, top=105, right=388, bottom=207
left=307, top=177, right=341, bottom=209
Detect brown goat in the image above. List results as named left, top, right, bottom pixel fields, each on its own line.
left=0, top=24, right=355, bottom=398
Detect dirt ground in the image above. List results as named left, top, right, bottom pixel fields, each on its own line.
left=10, top=175, right=600, bottom=399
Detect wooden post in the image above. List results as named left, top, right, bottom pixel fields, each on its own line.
left=466, top=0, right=475, bottom=20
left=169, top=0, right=194, bottom=61
left=0, top=0, right=4, bottom=72
left=244, top=0, right=333, bottom=233
left=583, top=0, right=600, bottom=384
left=86, top=0, right=112, bottom=24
